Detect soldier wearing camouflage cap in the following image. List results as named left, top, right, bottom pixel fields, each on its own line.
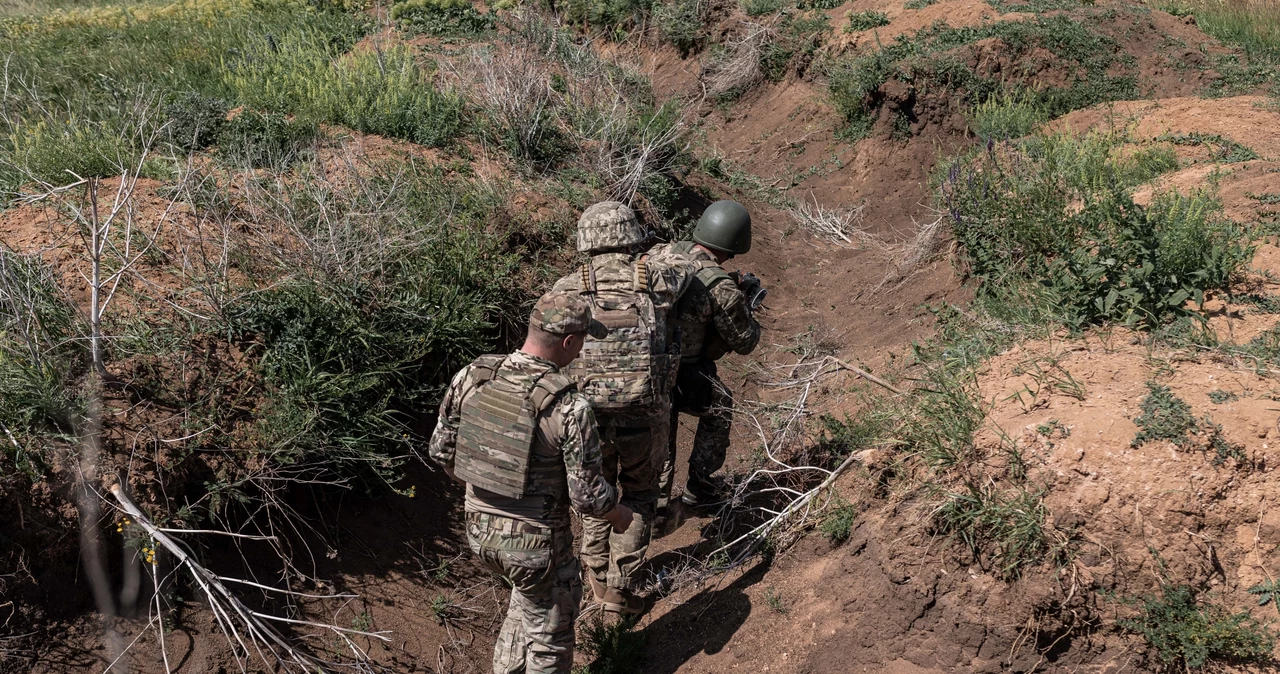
left=551, top=201, right=696, bottom=615
left=646, top=200, right=761, bottom=519
left=430, top=291, right=633, bottom=674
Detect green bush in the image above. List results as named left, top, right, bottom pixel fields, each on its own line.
left=164, top=91, right=229, bottom=152
left=941, top=130, right=1250, bottom=327
left=217, top=110, right=318, bottom=168
left=3, top=114, right=142, bottom=187
left=654, top=0, right=704, bottom=55
left=1120, top=585, right=1276, bottom=670
left=560, top=0, right=651, bottom=31
left=577, top=614, right=645, bottom=674
left=845, top=10, right=889, bottom=32
left=743, top=0, right=786, bottom=16
left=391, top=0, right=493, bottom=36
left=969, top=89, right=1048, bottom=140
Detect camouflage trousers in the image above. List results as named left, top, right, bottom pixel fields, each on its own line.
left=658, top=360, right=733, bottom=510
left=466, top=512, right=581, bottom=674
left=580, top=409, right=668, bottom=591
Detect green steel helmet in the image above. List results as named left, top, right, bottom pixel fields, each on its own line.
left=577, top=201, right=645, bottom=253
left=692, top=200, right=752, bottom=255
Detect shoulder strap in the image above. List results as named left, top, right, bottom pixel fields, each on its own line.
left=470, top=354, right=506, bottom=384
left=696, top=263, right=733, bottom=289
left=530, top=371, right=577, bottom=411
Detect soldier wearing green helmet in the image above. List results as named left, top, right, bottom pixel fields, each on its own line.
left=646, top=199, right=762, bottom=520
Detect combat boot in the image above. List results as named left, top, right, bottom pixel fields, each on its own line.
left=586, top=572, right=646, bottom=615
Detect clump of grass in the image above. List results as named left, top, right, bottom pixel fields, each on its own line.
left=845, top=9, right=889, bottom=32
left=969, top=89, right=1049, bottom=140
left=1207, top=389, right=1239, bottom=404
left=218, top=110, right=318, bottom=168
left=826, top=15, right=1138, bottom=137
left=577, top=614, right=645, bottom=674
left=819, top=492, right=858, bottom=544
left=743, top=0, right=787, bottom=16
left=1120, top=584, right=1276, bottom=670
left=1157, top=0, right=1280, bottom=64
left=941, top=129, right=1248, bottom=328
left=904, top=0, right=937, bottom=8
left=654, top=0, right=705, bottom=56
left=933, top=482, right=1053, bottom=579
left=764, top=586, right=788, bottom=614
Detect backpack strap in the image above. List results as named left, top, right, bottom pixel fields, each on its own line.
left=530, top=371, right=578, bottom=412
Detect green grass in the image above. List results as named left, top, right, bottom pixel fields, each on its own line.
left=819, top=492, right=858, bottom=543
left=576, top=614, right=645, bottom=674
left=940, top=129, right=1250, bottom=328
left=934, top=483, right=1055, bottom=579
left=1158, top=0, right=1280, bottom=63
left=391, top=0, right=493, bottom=35
left=845, top=10, right=889, bottom=32
left=1120, top=584, right=1276, bottom=670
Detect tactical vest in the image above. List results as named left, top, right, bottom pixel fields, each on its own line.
left=669, top=241, right=734, bottom=363
left=568, top=255, right=680, bottom=410
left=455, top=355, right=577, bottom=499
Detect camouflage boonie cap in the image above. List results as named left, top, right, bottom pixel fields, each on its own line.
left=576, top=201, right=645, bottom=253
left=530, top=291, right=608, bottom=338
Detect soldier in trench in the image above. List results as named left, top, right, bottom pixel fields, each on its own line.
left=550, top=201, right=695, bottom=615
left=429, top=291, right=635, bottom=674
left=646, top=200, right=763, bottom=522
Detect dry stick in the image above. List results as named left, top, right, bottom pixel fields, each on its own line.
left=109, top=486, right=389, bottom=673
left=831, top=357, right=907, bottom=396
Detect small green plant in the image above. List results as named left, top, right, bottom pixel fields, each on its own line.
left=1248, top=578, right=1280, bottom=614
left=1207, top=389, right=1239, bottom=404
left=904, top=0, right=937, bottom=7
left=764, top=586, right=788, bottom=614
left=1119, top=584, right=1276, bottom=670
left=845, top=10, right=890, bottom=32
left=796, top=0, right=842, bottom=8
left=1036, top=419, right=1071, bottom=439
left=1132, top=382, right=1197, bottom=447
left=391, top=0, right=493, bottom=35
left=577, top=614, right=645, bottom=674
left=351, top=611, right=374, bottom=632
left=819, top=492, right=858, bottom=544
left=1248, top=192, right=1280, bottom=205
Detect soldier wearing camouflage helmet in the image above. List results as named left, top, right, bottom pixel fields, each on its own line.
left=646, top=199, right=762, bottom=518
left=430, top=291, right=634, bottom=674
left=551, top=201, right=696, bottom=615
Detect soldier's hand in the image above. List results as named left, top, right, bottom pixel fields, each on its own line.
left=606, top=504, right=635, bottom=534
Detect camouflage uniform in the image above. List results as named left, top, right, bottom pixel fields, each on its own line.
left=430, top=294, right=615, bottom=674
left=645, top=241, right=761, bottom=508
left=551, top=249, right=692, bottom=591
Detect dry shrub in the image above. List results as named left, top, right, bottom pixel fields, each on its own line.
left=788, top=195, right=880, bottom=248
left=703, top=24, right=773, bottom=99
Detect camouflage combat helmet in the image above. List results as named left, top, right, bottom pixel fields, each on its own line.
left=577, top=201, right=645, bottom=253
left=692, top=200, right=752, bottom=255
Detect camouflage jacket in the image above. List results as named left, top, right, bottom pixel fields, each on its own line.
left=429, top=351, right=617, bottom=527
left=551, top=252, right=696, bottom=414
left=645, top=241, right=761, bottom=363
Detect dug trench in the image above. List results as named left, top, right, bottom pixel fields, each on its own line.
left=5, top=0, right=1280, bottom=673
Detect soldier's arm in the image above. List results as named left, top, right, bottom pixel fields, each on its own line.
left=709, top=280, right=762, bottom=355
left=557, top=394, right=618, bottom=518
left=428, top=367, right=471, bottom=470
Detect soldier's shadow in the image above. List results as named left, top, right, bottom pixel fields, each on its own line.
left=638, top=556, right=770, bottom=673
